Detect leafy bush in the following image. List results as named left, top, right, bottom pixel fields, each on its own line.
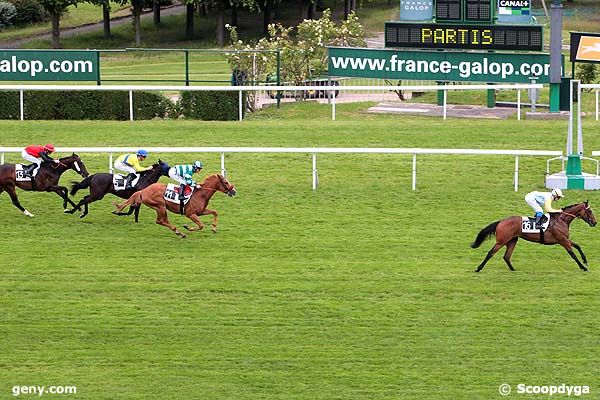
left=0, top=91, right=173, bottom=120
left=577, top=63, right=599, bottom=91
left=179, top=91, right=242, bottom=121
left=0, top=1, right=17, bottom=29
left=0, top=91, right=20, bottom=120
left=11, top=0, right=47, bottom=25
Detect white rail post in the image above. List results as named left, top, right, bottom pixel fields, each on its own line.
left=238, top=89, right=243, bottom=121
left=1, top=152, right=4, bottom=165
left=412, top=153, right=417, bottom=191
left=517, top=90, right=521, bottom=121
left=331, top=90, right=336, bottom=121
left=109, top=152, right=113, bottom=173
left=129, top=90, right=134, bottom=121
left=596, top=89, right=600, bottom=121
left=19, top=90, right=24, bottom=121
left=312, top=153, right=318, bottom=190
left=443, top=89, right=447, bottom=120
left=514, top=155, right=519, bottom=192
left=221, top=152, right=226, bottom=177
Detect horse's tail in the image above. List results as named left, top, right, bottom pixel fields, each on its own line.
left=471, top=221, right=500, bottom=248
left=114, top=191, right=143, bottom=212
left=71, top=176, right=92, bottom=196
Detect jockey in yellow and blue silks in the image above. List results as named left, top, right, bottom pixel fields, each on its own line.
left=168, top=160, right=203, bottom=213
left=525, top=188, right=564, bottom=228
left=114, top=149, right=152, bottom=188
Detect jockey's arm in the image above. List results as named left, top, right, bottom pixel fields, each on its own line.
left=544, top=198, right=562, bottom=213
left=40, top=152, right=54, bottom=162
left=127, top=157, right=150, bottom=172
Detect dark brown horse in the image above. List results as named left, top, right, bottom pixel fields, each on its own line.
left=0, top=154, right=89, bottom=217
left=66, top=160, right=169, bottom=221
left=113, top=174, right=236, bottom=238
left=471, top=201, right=597, bottom=272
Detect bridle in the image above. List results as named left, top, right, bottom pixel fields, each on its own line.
left=562, top=204, right=594, bottom=225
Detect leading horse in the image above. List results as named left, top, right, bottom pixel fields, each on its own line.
left=66, top=160, right=169, bottom=221
left=0, top=154, right=89, bottom=217
left=471, top=201, right=596, bottom=272
left=113, top=174, right=236, bottom=238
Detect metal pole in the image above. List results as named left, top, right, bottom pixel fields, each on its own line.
left=276, top=50, right=281, bottom=109
left=514, top=155, right=519, bottom=192
left=185, top=50, right=190, bottom=86
left=443, top=89, right=447, bottom=120
left=576, top=80, right=583, bottom=155
left=596, top=89, right=599, bottom=121
left=1, top=152, right=4, bottom=165
left=412, top=153, right=417, bottom=191
left=517, top=90, right=521, bottom=121
left=567, top=80, right=573, bottom=155
left=19, top=90, right=24, bottom=121
left=332, top=90, right=336, bottom=121
left=109, top=152, right=113, bottom=173
left=238, top=89, right=243, bottom=121
left=221, top=152, right=226, bottom=177
left=312, top=153, right=318, bottom=190
left=129, top=90, right=134, bottom=121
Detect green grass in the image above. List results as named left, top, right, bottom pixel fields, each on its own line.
left=0, top=106, right=599, bottom=399
left=0, top=1, right=130, bottom=42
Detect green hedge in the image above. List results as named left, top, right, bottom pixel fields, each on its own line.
left=0, top=90, right=244, bottom=120
left=0, top=91, right=173, bottom=120
left=179, top=91, right=243, bottom=121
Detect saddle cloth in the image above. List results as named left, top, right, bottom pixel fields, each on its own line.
left=521, top=214, right=550, bottom=233
left=15, top=164, right=36, bottom=182
left=164, top=183, right=193, bottom=205
left=113, top=174, right=140, bottom=191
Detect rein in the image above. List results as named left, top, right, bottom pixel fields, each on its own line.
left=562, top=211, right=578, bottom=219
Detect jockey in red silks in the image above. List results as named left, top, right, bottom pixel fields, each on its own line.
left=21, top=144, right=59, bottom=177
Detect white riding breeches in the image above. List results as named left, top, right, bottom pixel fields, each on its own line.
left=525, top=193, right=544, bottom=214
left=114, top=160, right=137, bottom=175
left=168, top=167, right=187, bottom=185
left=21, top=150, right=42, bottom=173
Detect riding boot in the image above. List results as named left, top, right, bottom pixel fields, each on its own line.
left=23, top=164, right=36, bottom=178
left=179, top=184, right=186, bottom=214
left=535, top=215, right=543, bottom=229
left=125, top=173, right=136, bottom=189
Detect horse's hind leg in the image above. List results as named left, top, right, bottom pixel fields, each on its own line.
left=156, top=206, right=186, bottom=238
left=6, top=186, right=33, bottom=217
left=475, top=242, right=503, bottom=272
left=503, top=238, right=518, bottom=271
left=570, top=241, right=588, bottom=268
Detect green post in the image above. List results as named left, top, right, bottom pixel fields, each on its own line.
left=486, top=87, right=496, bottom=108
left=549, top=82, right=560, bottom=112
left=184, top=50, right=190, bottom=86
left=96, top=51, right=101, bottom=85
left=276, top=50, right=281, bottom=109
left=437, top=81, right=444, bottom=106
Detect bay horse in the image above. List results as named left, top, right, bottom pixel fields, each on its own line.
left=66, top=160, right=169, bottom=221
left=471, top=201, right=596, bottom=272
left=0, top=154, right=89, bottom=217
left=113, top=174, right=236, bottom=238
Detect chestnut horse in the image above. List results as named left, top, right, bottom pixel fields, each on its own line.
left=471, top=201, right=596, bottom=272
left=0, top=154, right=89, bottom=217
left=113, top=174, right=236, bottom=238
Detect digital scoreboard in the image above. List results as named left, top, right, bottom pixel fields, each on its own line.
left=436, top=0, right=493, bottom=22
left=385, top=22, right=543, bottom=51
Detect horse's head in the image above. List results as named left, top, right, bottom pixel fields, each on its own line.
left=155, top=159, right=171, bottom=176
left=197, top=174, right=236, bottom=197
left=580, top=201, right=597, bottom=227
left=61, top=153, right=89, bottom=178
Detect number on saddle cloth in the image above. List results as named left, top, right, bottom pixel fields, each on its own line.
left=521, top=214, right=550, bottom=233
left=15, top=164, right=37, bottom=182
left=113, top=174, right=140, bottom=190
left=163, top=183, right=193, bottom=205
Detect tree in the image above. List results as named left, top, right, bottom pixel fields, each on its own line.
left=185, top=0, right=195, bottom=38
left=38, top=0, right=78, bottom=48
left=131, top=0, right=143, bottom=45
left=86, top=0, right=128, bottom=38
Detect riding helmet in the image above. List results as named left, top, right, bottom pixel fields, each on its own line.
left=137, top=149, right=149, bottom=157
left=44, top=144, right=55, bottom=152
left=551, top=188, right=564, bottom=198
left=194, top=160, right=203, bottom=170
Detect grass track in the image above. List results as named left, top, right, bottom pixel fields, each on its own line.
left=0, top=106, right=599, bottom=399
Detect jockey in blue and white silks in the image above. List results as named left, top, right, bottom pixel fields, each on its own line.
left=525, top=188, right=564, bottom=228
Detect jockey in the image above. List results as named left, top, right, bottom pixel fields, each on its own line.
left=525, top=188, right=564, bottom=228
left=168, top=161, right=203, bottom=213
left=21, top=144, right=59, bottom=178
left=114, top=149, right=152, bottom=188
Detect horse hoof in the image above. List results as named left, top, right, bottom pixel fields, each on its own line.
left=23, top=210, right=34, bottom=217
left=183, top=225, right=191, bottom=231
left=79, top=213, right=86, bottom=219
left=64, top=209, right=70, bottom=213
left=180, top=234, right=187, bottom=239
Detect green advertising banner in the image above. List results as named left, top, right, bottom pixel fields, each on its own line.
left=0, top=50, right=99, bottom=81
left=328, top=47, right=554, bottom=83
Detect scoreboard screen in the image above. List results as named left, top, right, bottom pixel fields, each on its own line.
left=436, top=0, right=493, bottom=22
left=385, top=22, right=543, bottom=51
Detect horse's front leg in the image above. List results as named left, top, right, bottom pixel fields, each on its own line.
left=559, top=240, right=588, bottom=271
left=570, top=240, right=588, bottom=268
left=49, top=185, right=78, bottom=210
left=199, top=208, right=218, bottom=233
left=183, top=212, right=205, bottom=232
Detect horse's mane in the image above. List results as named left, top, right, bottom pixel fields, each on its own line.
left=563, top=202, right=585, bottom=211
